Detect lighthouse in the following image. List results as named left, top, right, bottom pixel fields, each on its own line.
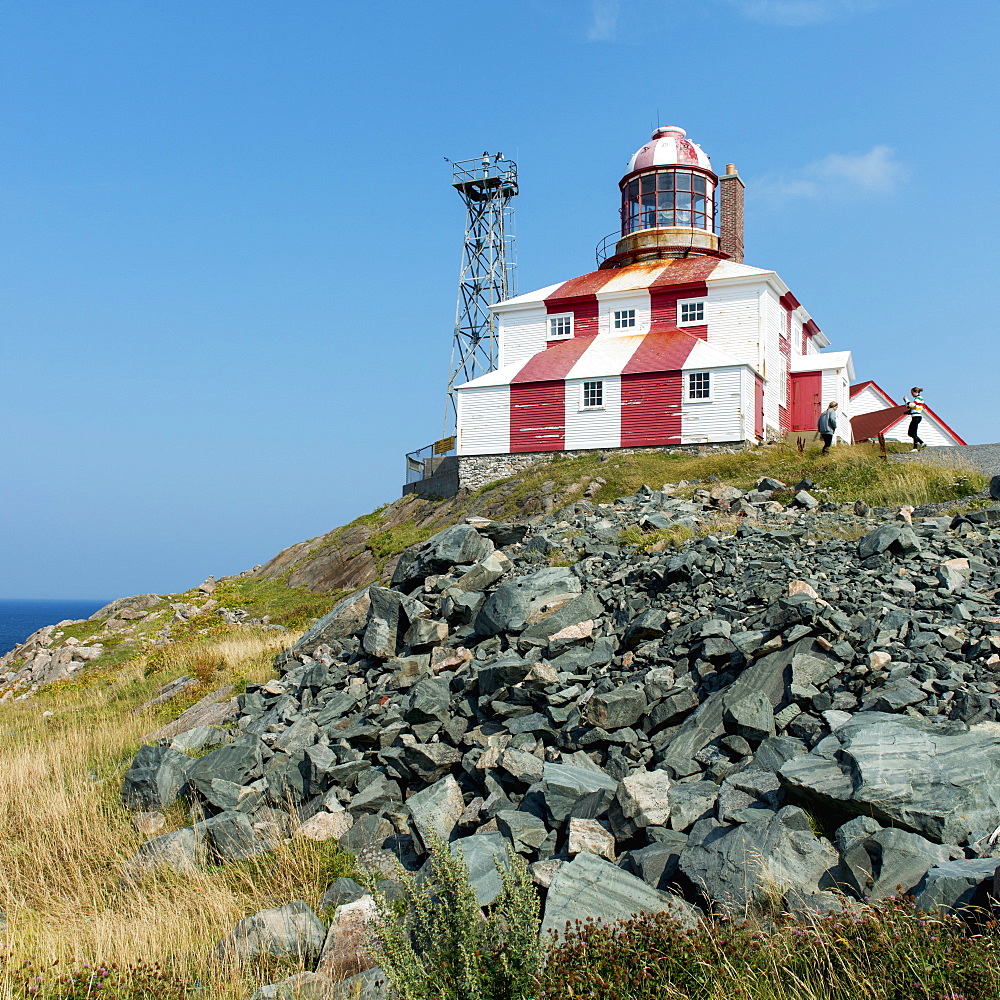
left=449, top=123, right=861, bottom=489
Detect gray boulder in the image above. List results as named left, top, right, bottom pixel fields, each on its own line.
left=407, top=774, right=465, bottom=849
left=362, top=587, right=428, bottom=660
left=861, top=828, right=961, bottom=901
left=679, top=806, right=837, bottom=914
left=779, top=713, right=1000, bottom=845
left=201, top=811, right=278, bottom=861
left=541, top=850, right=699, bottom=939
left=186, top=740, right=263, bottom=802
left=723, top=690, right=775, bottom=744
left=293, top=588, right=371, bottom=655
left=474, top=567, right=581, bottom=636
left=124, top=827, right=207, bottom=879
left=451, top=833, right=510, bottom=905
left=391, top=524, right=495, bottom=592
left=537, top=762, right=618, bottom=825
left=588, top=684, right=647, bottom=730
left=216, top=901, right=326, bottom=964
left=914, top=859, right=1000, bottom=913
left=121, top=745, right=192, bottom=810
left=858, top=523, right=921, bottom=559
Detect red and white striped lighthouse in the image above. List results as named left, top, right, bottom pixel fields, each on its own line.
left=454, top=125, right=856, bottom=461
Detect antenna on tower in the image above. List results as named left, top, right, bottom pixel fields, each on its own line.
left=444, top=153, right=518, bottom=436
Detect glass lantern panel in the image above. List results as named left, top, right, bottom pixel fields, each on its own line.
left=640, top=175, right=656, bottom=194
left=675, top=173, right=691, bottom=191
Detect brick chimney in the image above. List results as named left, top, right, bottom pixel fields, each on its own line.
left=718, top=164, right=745, bottom=263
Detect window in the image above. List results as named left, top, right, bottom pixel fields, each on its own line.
left=613, top=309, right=636, bottom=329
left=679, top=300, right=705, bottom=325
left=622, top=169, right=714, bottom=235
left=549, top=314, right=573, bottom=340
left=688, top=371, right=711, bottom=400
left=582, top=381, right=604, bottom=409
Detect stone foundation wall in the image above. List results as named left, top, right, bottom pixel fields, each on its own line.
left=457, top=443, right=748, bottom=492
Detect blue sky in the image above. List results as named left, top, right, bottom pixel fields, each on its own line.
left=2, top=0, right=996, bottom=599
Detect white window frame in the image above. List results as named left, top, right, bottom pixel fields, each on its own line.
left=548, top=313, right=574, bottom=340
left=613, top=308, right=636, bottom=329
left=687, top=370, right=712, bottom=402
left=677, top=298, right=706, bottom=326
left=580, top=380, right=604, bottom=410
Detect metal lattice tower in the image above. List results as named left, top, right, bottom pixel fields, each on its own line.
left=445, top=153, right=518, bottom=435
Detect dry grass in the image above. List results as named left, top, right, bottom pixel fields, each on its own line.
left=0, top=629, right=350, bottom=998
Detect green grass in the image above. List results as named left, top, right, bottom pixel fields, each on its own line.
left=618, top=524, right=696, bottom=550
left=483, top=443, right=987, bottom=516
left=210, top=576, right=340, bottom=629
left=365, top=520, right=439, bottom=564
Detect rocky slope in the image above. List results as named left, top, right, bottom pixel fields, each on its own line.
left=118, top=477, right=1000, bottom=997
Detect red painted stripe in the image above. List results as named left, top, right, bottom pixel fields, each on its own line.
left=621, top=329, right=698, bottom=375
left=510, top=381, right=565, bottom=452
left=647, top=259, right=720, bottom=338
left=544, top=269, right=617, bottom=339
left=621, top=372, right=682, bottom=446
left=512, top=335, right=592, bottom=383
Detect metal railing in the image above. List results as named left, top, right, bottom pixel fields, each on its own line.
left=405, top=437, right=456, bottom=485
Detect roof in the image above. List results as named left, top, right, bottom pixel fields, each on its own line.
left=850, top=380, right=896, bottom=404
left=455, top=329, right=748, bottom=391
left=790, top=351, right=856, bottom=381
left=851, top=405, right=909, bottom=442
left=495, top=258, right=775, bottom=309
left=850, top=404, right=968, bottom=446
left=627, top=126, right=712, bottom=173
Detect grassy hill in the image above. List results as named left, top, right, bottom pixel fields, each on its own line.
left=0, top=440, right=988, bottom=998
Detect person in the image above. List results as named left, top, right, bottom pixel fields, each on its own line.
left=817, top=401, right=838, bottom=455
left=903, top=387, right=926, bottom=451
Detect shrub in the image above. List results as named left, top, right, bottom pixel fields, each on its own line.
left=536, top=899, right=1000, bottom=1000
left=371, top=836, right=541, bottom=1000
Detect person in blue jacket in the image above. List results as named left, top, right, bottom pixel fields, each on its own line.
left=817, top=402, right=838, bottom=456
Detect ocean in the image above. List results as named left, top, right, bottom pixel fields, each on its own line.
left=0, top=599, right=110, bottom=657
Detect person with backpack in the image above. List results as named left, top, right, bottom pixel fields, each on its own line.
left=903, top=387, right=926, bottom=450
left=817, top=401, right=839, bottom=456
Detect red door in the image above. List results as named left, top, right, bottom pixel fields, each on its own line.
left=790, top=372, right=822, bottom=432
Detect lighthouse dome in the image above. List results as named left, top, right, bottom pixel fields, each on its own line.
left=627, top=126, right=712, bottom=173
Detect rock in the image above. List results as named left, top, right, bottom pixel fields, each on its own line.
left=588, top=684, right=647, bottom=730
left=362, top=587, right=427, bottom=660
left=990, top=475, right=1000, bottom=501
left=132, top=811, right=167, bottom=836
left=296, top=810, right=354, bottom=842
left=474, top=567, right=582, bottom=636
left=248, top=972, right=339, bottom=1000
left=407, top=775, right=465, bottom=849
left=125, top=827, right=207, bottom=878
left=914, top=859, right=1000, bottom=914
left=202, top=811, right=279, bottom=861
left=861, top=828, right=961, bottom=902
left=452, top=552, right=512, bottom=594
left=314, top=895, right=378, bottom=981
left=402, top=742, right=463, bottom=783
left=779, top=713, right=1000, bottom=845
left=391, top=524, right=496, bottom=592
left=320, top=877, right=367, bottom=913
left=186, top=741, right=262, bottom=802
left=294, top=588, right=372, bottom=656
left=568, top=818, right=616, bottom=861
left=858, top=523, right=921, bottom=559
left=537, top=762, right=618, bottom=825
left=216, top=901, right=327, bottom=964
left=623, top=833, right=687, bottom=891
left=496, top=810, right=549, bottom=853
left=451, top=833, right=510, bottom=905
left=541, top=850, right=699, bottom=939
left=679, top=806, right=837, bottom=915
left=121, top=745, right=192, bottom=810
left=614, top=769, right=672, bottom=837
left=723, top=690, right=775, bottom=744
left=667, top=782, right=720, bottom=832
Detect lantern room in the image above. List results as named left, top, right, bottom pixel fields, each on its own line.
left=598, top=125, right=741, bottom=268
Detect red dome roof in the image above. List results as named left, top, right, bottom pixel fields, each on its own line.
left=627, top=126, right=713, bottom=174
